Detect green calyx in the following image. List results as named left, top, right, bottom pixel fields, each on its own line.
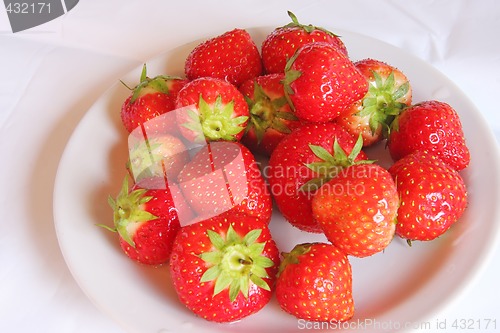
left=182, top=95, right=248, bottom=142
left=198, top=224, right=275, bottom=302
left=103, top=177, right=157, bottom=247
left=283, top=11, right=339, bottom=38
left=245, top=81, right=298, bottom=144
left=277, top=243, right=312, bottom=277
left=127, top=138, right=165, bottom=180
left=122, top=64, right=182, bottom=103
left=359, top=71, right=410, bottom=136
left=300, top=135, right=374, bottom=192
left=282, top=51, right=302, bottom=111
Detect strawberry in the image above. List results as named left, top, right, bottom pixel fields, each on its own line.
left=261, top=11, right=348, bottom=74
left=103, top=177, right=193, bottom=265
left=120, top=64, right=188, bottom=133
left=239, top=73, right=301, bottom=156
left=169, top=214, right=280, bottom=322
left=177, top=141, right=272, bottom=224
left=275, top=243, right=354, bottom=322
left=312, top=164, right=399, bottom=257
left=388, top=100, right=470, bottom=171
left=184, top=28, right=262, bottom=87
left=268, top=122, right=368, bottom=233
left=175, top=77, right=249, bottom=142
left=388, top=150, right=468, bottom=241
left=283, top=42, right=368, bottom=123
left=337, top=58, right=412, bottom=146
left=127, top=132, right=190, bottom=182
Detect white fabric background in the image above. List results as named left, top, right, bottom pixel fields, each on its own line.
left=1, top=1, right=499, bottom=332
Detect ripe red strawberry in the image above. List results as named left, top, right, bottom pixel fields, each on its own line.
left=261, top=11, right=348, bottom=74
left=337, top=58, right=412, bottom=146
left=388, top=100, right=470, bottom=171
left=184, top=28, right=262, bottom=87
left=388, top=150, right=468, bottom=241
left=177, top=141, right=272, bottom=224
left=127, top=132, right=190, bottom=182
left=283, top=42, right=368, bottom=123
left=239, top=73, right=301, bottom=156
left=104, top=177, right=193, bottom=265
left=312, top=164, right=399, bottom=257
left=268, top=122, right=368, bottom=233
left=276, top=243, right=354, bottom=322
left=175, top=77, right=249, bottom=142
left=169, top=214, right=280, bottom=322
left=121, top=64, right=188, bottom=133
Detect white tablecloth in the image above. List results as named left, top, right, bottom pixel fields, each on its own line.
left=1, top=1, right=499, bottom=332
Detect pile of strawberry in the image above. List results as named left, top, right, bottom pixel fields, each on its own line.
left=103, top=12, right=470, bottom=324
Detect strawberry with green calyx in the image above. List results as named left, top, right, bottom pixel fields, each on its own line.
left=337, top=58, right=412, bottom=146
left=276, top=243, right=354, bottom=322
left=120, top=64, right=188, bottom=134
left=103, top=177, right=193, bottom=265
left=268, top=122, right=368, bottom=233
left=312, top=163, right=399, bottom=257
left=388, top=150, right=468, bottom=241
left=175, top=77, right=249, bottom=142
left=261, top=11, right=348, bottom=74
left=388, top=100, right=470, bottom=171
left=169, top=214, right=280, bottom=323
left=239, top=73, right=301, bottom=156
left=283, top=42, right=368, bottom=123
left=127, top=133, right=189, bottom=182
left=185, top=28, right=262, bottom=87
left=177, top=141, right=272, bottom=224
left=299, top=133, right=373, bottom=192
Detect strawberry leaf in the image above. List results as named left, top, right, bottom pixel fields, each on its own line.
left=275, top=110, right=298, bottom=121
left=207, top=229, right=225, bottom=250
left=300, top=176, right=329, bottom=193
left=229, top=279, right=242, bottom=302
left=253, top=255, right=275, bottom=269
left=248, top=242, right=266, bottom=256
left=271, top=118, right=292, bottom=134
left=198, top=251, right=222, bottom=265
left=148, top=77, right=171, bottom=95
left=232, top=115, right=249, bottom=126
left=393, top=82, right=410, bottom=101
left=249, top=275, right=270, bottom=291
left=243, top=229, right=262, bottom=246
left=214, top=271, right=232, bottom=296
left=225, top=224, right=241, bottom=244
left=310, top=144, right=336, bottom=164
left=139, top=64, right=147, bottom=82
left=239, top=277, right=249, bottom=299
left=200, top=265, right=221, bottom=282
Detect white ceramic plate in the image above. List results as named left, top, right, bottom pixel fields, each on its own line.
left=53, top=27, right=500, bottom=333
